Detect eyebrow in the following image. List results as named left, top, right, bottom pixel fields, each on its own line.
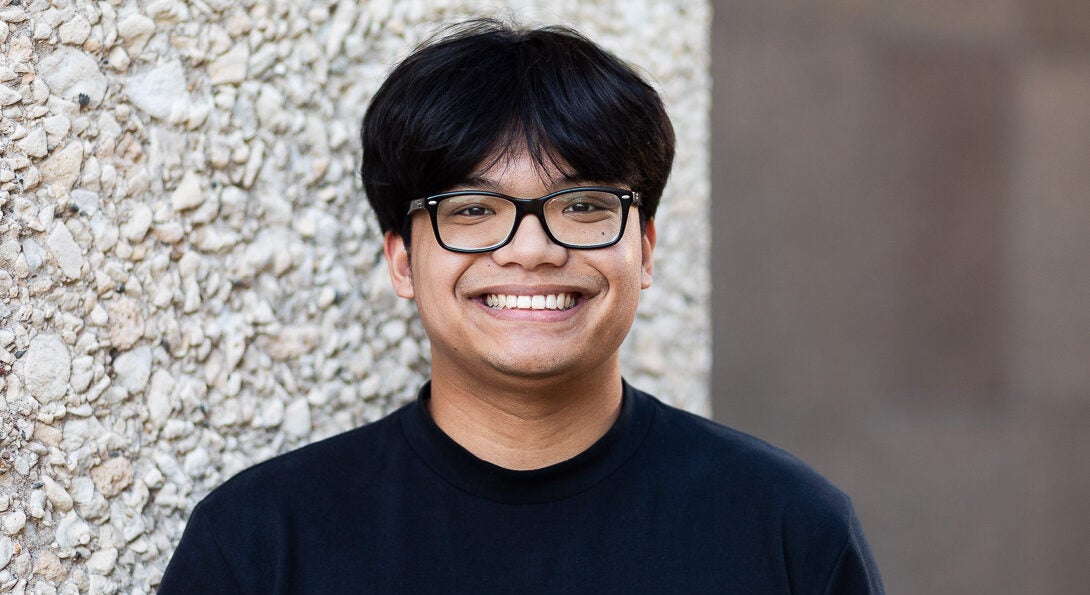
left=453, top=173, right=594, bottom=192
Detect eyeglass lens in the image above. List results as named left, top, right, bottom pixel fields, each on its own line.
left=434, top=190, right=625, bottom=250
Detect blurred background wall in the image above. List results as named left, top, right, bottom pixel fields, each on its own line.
left=710, top=1, right=1090, bottom=592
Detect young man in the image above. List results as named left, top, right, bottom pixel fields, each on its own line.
left=160, top=21, right=884, bottom=593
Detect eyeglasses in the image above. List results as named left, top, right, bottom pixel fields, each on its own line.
left=405, top=186, right=641, bottom=253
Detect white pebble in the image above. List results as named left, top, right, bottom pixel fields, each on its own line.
left=208, top=44, right=249, bottom=85
left=1, top=510, right=25, bottom=535
left=170, top=171, right=203, bottom=211
left=15, top=128, right=47, bottom=158
left=88, top=304, right=108, bottom=327
left=67, top=355, right=94, bottom=393
left=38, top=141, right=83, bottom=191
left=282, top=399, right=311, bottom=437
left=125, top=60, right=187, bottom=121
left=33, top=20, right=52, bottom=41
left=0, top=85, right=20, bottom=106
left=0, top=536, right=12, bottom=571
left=107, top=297, right=145, bottom=351
left=20, top=333, right=70, bottom=403
left=37, top=47, right=107, bottom=106
left=47, top=222, right=84, bottom=279
left=69, top=477, right=95, bottom=507
left=146, top=369, right=175, bottom=426
left=0, top=7, right=28, bottom=23
left=91, top=458, right=133, bottom=498
left=26, top=490, right=46, bottom=519
left=41, top=476, right=74, bottom=512
left=115, top=13, right=154, bottom=54
left=85, top=547, right=117, bottom=575
left=183, top=448, right=210, bottom=477
left=119, top=203, right=153, bottom=242
left=58, top=14, right=91, bottom=45
left=41, top=114, right=70, bottom=140
left=251, top=398, right=284, bottom=429
left=112, top=346, right=152, bottom=394
left=8, top=34, right=32, bottom=62
left=107, top=45, right=131, bottom=72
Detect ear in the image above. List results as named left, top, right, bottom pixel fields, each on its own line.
left=640, top=218, right=656, bottom=289
left=383, top=231, right=415, bottom=299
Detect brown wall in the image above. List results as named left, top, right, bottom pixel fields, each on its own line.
left=710, top=1, right=1090, bottom=592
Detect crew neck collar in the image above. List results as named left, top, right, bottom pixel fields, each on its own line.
left=399, top=380, right=655, bottom=504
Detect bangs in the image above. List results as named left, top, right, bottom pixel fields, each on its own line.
left=360, top=20, right=674, bottom=236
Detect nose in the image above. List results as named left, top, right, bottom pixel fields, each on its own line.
left=491, top=213, right=568, bottom=269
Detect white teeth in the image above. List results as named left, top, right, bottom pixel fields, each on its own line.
left=485, top=293, right=577, bottom=311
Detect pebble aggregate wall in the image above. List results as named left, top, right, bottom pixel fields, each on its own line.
left=0, top=0, right=709, bottom=592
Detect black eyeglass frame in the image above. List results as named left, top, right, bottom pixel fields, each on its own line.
left=405, top=186, right=642, bottom=253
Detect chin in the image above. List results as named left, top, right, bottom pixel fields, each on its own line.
left=486, top=354, right=582, bottom=380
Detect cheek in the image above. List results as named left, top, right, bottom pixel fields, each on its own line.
left=618, top=240, right=651, bottom=289
left=590, top=250, right=647, bottom=311
left=410, top=251, right=474, bottom=310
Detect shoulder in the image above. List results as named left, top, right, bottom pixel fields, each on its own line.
left=639, top=389, right=854, bottom=523
left=194, top=403, right=409, bottom=519
left=636, top=390, right=884, bottom=592
left=161, top=405, right=416, bottom=591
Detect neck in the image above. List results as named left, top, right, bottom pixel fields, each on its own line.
left=427, top=363, right=624, bottom=471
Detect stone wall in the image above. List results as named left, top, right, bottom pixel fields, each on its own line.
left=0, top=1, right=710, bottom=592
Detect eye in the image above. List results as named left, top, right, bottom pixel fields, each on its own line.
left=563, top=201, right=603, bottom=213
left=451, top=205, right=495, bottom=217
left=438, top=196, right=507, bottom=226
left=556, top=193, right=618, bottom=219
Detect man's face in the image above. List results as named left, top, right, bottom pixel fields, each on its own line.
left=384, top=151, right=655, bottom=389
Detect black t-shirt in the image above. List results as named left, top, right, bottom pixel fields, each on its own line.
left=159, top=382, right=884, bottom=594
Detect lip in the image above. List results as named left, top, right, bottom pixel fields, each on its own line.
left=472, top=283, right=591, bottom=299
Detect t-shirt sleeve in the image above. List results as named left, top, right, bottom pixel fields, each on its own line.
left=821, top=509, right=885, bottom=595
left=158, top=502, right=242, bottom=594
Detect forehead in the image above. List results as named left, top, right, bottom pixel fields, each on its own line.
left=459, top=149, right=585, bottom=194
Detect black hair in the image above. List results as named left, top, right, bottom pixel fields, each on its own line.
left=360, top=19, right=676, bottom=239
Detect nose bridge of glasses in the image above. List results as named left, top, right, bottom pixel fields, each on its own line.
left=507, top=198, right=555, bottom=245
left=510, top=195, right=550, bottom=226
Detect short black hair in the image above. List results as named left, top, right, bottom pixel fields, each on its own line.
left=360, top=19, right=675, bottom=238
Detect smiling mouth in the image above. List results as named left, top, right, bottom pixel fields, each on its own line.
left=484, top=293, right=578, bottom=311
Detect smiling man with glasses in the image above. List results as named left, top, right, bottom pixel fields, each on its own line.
left=160, top=19, right=884, bottom=594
